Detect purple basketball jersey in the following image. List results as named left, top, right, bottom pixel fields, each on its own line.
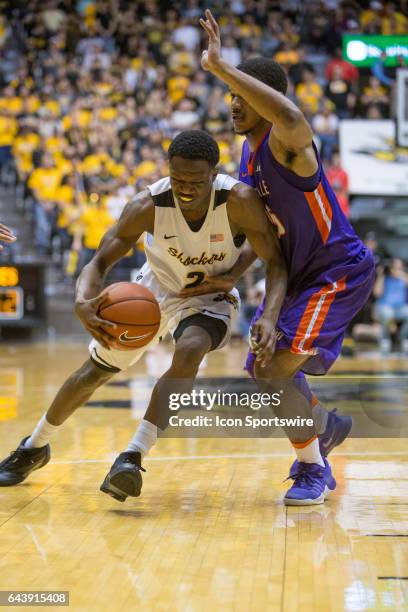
left=240, top=130, right=375, bottom=375
left=239, top=131, right=363, bottom=294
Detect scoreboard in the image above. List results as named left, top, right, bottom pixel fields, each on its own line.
left=0, top=263, right=46, bottom=326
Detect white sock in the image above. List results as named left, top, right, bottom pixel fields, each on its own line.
left=312, top=403, right=329, bottom=435
left=25, top=414, right=61, bottom=448
left=293, top=437, right=324, bottom=467
left=126, top=419, right=158, bottom=458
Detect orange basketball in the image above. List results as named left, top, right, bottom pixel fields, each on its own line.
left=98, top=282, right=161, bottom=351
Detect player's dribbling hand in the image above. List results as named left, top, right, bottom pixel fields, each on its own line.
left=178, top=273, right=236, bottom=298
left=0, top=223, right=16, bottom=250
left=250, top=317, right=277, bottom=368
left=74, top=295, right=117, bottom=350
left=200, top=9, right=222, bottom=72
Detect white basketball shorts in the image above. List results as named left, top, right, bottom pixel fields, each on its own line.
left=89, top=263, right=240, bottom=372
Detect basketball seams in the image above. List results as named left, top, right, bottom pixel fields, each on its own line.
left=99, top=296, right=159, bottom=307
left=98, top=282, right=161, bottom=349
left=99, top=299, right=160, bottom=326
left=100, top=319, right=160, bottom=326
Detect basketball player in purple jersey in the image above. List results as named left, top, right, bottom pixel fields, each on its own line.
left=193, top=11, right=376, bottom=505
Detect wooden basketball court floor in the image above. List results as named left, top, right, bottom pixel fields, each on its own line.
left=0, top=340, right=407, bottom=611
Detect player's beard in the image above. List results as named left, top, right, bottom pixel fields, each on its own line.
left=234, top=126, right=252, bottom=135
left=232, top=116, right=266, bottom=136
left=232, top=122, right=256, bottom=135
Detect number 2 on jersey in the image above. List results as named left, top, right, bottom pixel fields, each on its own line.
left=184, top=271, right=205, bottom=289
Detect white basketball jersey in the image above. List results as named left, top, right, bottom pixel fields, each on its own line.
left=145, top=174, right=245, bottom=294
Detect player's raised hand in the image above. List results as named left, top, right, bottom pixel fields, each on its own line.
left=74, top=294, right=117, bottom=350
left=0, top=223, right=16, bottom=250
left=178, top=272, right=236, bottom=298
left=250, top=317, right=278, bottom=368
left=200, top=9, right=222, bottom=72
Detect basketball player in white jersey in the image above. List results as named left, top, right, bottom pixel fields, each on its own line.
left=0, top=130, right=287, bottom=502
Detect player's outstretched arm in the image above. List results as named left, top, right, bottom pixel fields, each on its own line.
left=227, top=183, right=288, bottom=366
left=200, top=10, right=314, bottom=155
left=0, top=223, right=16, bottom=249
left=75, top=190, right=154, bottom=348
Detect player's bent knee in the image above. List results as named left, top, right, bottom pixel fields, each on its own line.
left=254, top=357, right=295, bottom=381
left=254, top=359, right=282, bottom=380
left=172, top=335, right=210, bottom=374
left=254, top=349, right=310, bottom=381
left=76, top=359, right=116, bottom=389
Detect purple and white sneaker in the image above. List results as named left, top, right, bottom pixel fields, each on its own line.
left=284, top=458, right=336, bottom=506
left=318, top=408, right=352, bottom=456
left=290, top=409, right=352, bottom=477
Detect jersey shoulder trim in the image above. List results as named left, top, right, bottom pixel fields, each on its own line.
left=147, top=176, right=175, bottom=208
left=213, top=174, right=239, bottom=208
left=214, top=189, right=230, bottom=209
left=153, top=191, right=175, bottom=208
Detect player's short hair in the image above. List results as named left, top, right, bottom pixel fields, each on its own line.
left=237, top=57, right=288, bottom=95
left=168, top=130, right=220, bottom=167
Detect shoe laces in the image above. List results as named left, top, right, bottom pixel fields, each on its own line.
left=284, top=463, right=323, bottom=488
left=1, top=448, right=34, bottom=468
left=120, top=453, right=146, bottom=471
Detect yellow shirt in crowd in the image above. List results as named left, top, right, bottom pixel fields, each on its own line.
left=80, top=153, right=106, bottom=175
left=134, top=160, right=156, bottom=180
left=56, top=186, right=80, bottom=232
left=0, top=96, right=23, bottom=116
left=25, top=95, right=41, bottom=114
left=12, top=132, right=40, bottom=173
left=0, top=116, right=17, bottom=146
left=167, top=75, right=189, bottom=104
left=361, top=9, right=407, bottom=34
left=80, top=205, right=114, bottom=250
left=28, top=167, right=63, bottom=200
left=296, top=82, right=323, bottom=114
left=98, top=106, right=118, bottom=122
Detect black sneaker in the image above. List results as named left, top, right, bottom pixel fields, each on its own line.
left=0, top=437, right=51, bottom=486
left=100, top=451, right=145, bottom=502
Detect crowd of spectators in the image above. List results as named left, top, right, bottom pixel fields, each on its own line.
left=0, top=0, right=407, bottom=347
left=352, top=239, right=408, bottom=353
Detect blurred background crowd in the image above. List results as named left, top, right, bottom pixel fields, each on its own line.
left=0, top=0, right=407, bottom=350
